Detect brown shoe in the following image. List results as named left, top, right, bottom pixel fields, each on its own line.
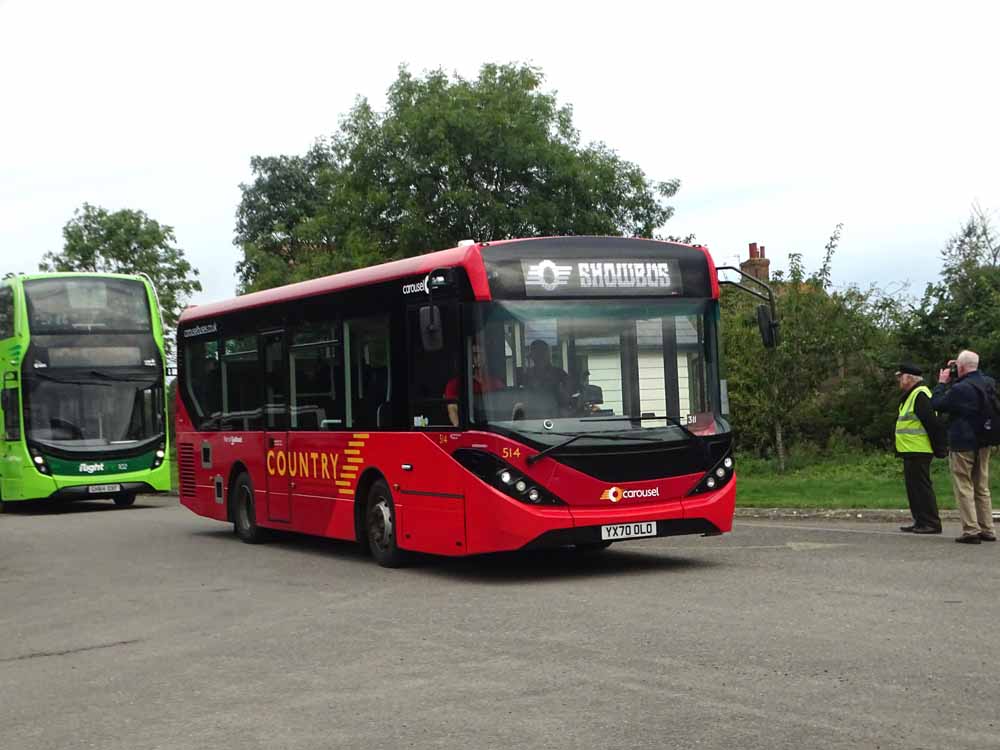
left=955, top=534, right=982, bottom=544
left=979, top=532, right=997, bottom=542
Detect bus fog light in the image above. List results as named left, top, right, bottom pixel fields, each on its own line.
left=527, top=488, right=540, bottom=503
left=715, top=467, right=726, bottom=478
left=515, top=480, right=527, bottom=493
left=706, top=477, right=716, bottom=489
left=499, top=470, right=514, bottom=485
left=155, top=449, right=165, bottom=459
left=33, top=455, right=45, bottom=465
left=723, top=457, right=733, bottom=469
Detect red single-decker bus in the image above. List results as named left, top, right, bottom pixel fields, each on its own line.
left=176, top=237, right=763, bottom=566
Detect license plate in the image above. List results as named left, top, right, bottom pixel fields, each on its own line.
left=88, top=484, right=121, bottom=494
left=601, top=521, right=656, bottom=541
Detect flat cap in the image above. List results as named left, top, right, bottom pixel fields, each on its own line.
left=895, top=363, right=923, bottom=376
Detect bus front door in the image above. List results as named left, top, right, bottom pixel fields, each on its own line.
left=262, top=330, right=291, bottom=523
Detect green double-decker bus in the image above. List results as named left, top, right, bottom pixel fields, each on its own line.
left=0, top=273, right=170, bottom=507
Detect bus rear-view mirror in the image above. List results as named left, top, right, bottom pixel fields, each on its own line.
left=419, top=305, right=443, bottom=352
left=757, top=304, right=779, bottom=348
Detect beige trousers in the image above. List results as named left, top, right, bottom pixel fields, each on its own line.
left=949, top=448, right=996, bottom=536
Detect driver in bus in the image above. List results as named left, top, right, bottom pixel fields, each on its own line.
left=521, top=339, right=572, bottom=415
left=444, top=343, right=503, bottom=426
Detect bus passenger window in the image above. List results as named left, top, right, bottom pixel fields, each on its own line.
left=0, top=286, right=13, bottom=339
left=345, top=316, right=391, bottom=429
left=291, top=324, right=344, bottom=430
left=184, top=336, right=222, bottom=429
left=221, top=335, right=262, bottom=430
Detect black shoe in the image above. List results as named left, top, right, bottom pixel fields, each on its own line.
left=955, top=534, right=982, bottom=544
left=913, top=526, right=942, bottom=534
left=900, top=525, right=916, bottom=533
left=979, top=532, right=997, bottom=542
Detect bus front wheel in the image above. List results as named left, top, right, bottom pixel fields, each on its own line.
left=113, top=493, right=136, bottom=507
left=366, top=480, right=407, bottom=568
left=232, top=472, right=268, bottom=544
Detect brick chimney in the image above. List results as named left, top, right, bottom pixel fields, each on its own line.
left=740, top=242, right=770, bottom=282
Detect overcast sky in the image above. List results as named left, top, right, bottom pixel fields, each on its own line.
left=2, top=0, right=997, bottom=308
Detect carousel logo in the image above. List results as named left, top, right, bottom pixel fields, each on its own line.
left=600, top=485, right=660, bottom=503
left=525, top=260, right=573, bottom=291
left=402, top=280, right=427, bottom=295
left=79, top=463, right=106, bottom=474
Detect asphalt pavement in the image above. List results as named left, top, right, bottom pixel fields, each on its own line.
left=1, top=497, right=998, bottom=750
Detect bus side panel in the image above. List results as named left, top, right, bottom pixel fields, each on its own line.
left=371, top=433, right=468, bottom=556
left=284, top=431, right=361, bottom=541
left=176, top=432, right=227, bottom=521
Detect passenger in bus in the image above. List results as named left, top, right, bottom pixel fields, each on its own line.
left=444, top=344, right=503, bottom=426
left=521, top=340, right=571, bottom=414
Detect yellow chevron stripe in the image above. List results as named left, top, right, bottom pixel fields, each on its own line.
left=338, top=488, right=355, bottom=496
left=348, top=441, right=365, bottom=447
left=347, top=457, right=364, bottom=464
left=352, top=433, right=370, bottom=439
left=335, top=480, right=351, bottom=487
left=345, top=449, right=360, bottom=455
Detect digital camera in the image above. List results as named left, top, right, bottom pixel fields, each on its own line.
left=948, top=362, right=959, bottom=379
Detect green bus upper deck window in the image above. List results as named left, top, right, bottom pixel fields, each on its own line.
left=0, top=286, right=13, bottom=339
left=23, top=277, right=151, bottom=334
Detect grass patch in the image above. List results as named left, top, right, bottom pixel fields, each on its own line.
left=736, top=450, right=1000, bottom=509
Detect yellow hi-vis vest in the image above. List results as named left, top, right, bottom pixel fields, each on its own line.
left=895, top=385, right=933, bottom=454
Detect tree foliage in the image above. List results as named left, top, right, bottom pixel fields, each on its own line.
left=40, top=203, right=202, bottom=343
left=898, top=205, right=1000, bottom=371
left=235, top=63, right=679, bottom=292
left=722, top=225, right=901, bottom=469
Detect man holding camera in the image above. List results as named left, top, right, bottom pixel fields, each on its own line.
left=894, top=363, right=943, bottom=534
left=931, top=350, right=998, bottom=544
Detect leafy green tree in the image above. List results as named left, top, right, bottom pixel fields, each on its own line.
left=40, top=203, right=202, bottom=348
left=236, top=63, right=679, bottom=292
left=898, top=205, right=1000, bottom=372
left=722, top=225, right=900, bottom=469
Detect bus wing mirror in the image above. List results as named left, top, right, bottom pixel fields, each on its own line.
left=419, top=305, right=443, bottom=352
left=756, top=304, right=779, bottom=348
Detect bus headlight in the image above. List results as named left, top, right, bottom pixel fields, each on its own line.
left=687, top=451, right=735, bottom=496
left=29, top=447, right=51, bottom=475
left=453, top=450, right=565, bottom=506
left=151, top=442, right=167, bottom=468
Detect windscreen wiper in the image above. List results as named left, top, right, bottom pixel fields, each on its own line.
left=89, top=370, right=157, bottom=382
left=525, top=431, right=662, bottom=465
left=580, top=414, right=698, bottom=440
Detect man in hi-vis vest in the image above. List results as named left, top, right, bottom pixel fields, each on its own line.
left=895, top=363, right=943, bottom=534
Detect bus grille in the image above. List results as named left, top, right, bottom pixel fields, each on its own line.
left=178, top=443, right=196, bottom=498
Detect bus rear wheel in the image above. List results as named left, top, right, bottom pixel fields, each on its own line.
left=366, top=480, right=407, bottom=568
left=113, top=493, right=136, bottom=507
left=232, top=472, right=268, bottom=544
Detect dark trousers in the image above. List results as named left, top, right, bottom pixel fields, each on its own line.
left=903, top=454, right=941, bottom=530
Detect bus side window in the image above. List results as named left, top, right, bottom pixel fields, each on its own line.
left=184, top=337, right=222, bottom=429
left=344, top=316, right=391, bottom=429
left=291, top=324, right=344, bottom=431
left=2, top=388, right=20, bottom=441
left=221, top=334, right=263, bottom=430
left=407, top=305, right=459, bottom=428
left=0, top=286, right=13, bottom=339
